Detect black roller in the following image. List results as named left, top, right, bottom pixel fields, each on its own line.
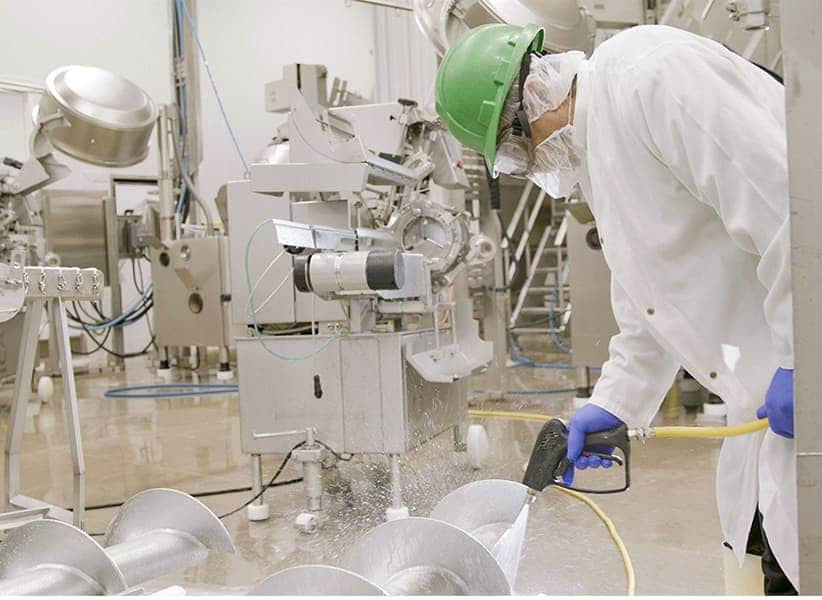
left=293, top=255, right=312, bottom=293
left=365, top=250, right=404, bottom=291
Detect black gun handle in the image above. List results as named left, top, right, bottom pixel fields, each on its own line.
left=584, top=424, right=630, bottom=452
left=553, top=424, right=631, bottom=483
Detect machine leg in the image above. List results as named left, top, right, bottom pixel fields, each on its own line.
left=573, top=366, right=591, bottom=409
left=4, top=300, right=44, bottom=509
left=157, top=346, right=172, bottom=379
left=385, top=453, right=409, bottom=521
left=246, top=454, right=270, bottom=521
left=453, top=424, right=466, bottom=452
left=216, top=346, right=233, bottom=380
left=294, top=442, right=324, bottom=534
left=52, top=299, right=85, bottom=530
left=45, top=300, right=59, bottom=378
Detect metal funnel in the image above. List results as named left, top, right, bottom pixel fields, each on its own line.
left=103, top=488, right=236, bottom=587
left=0, top=520, right=127, bottom=595
left=249, top=565, right=387, bottom=595
left=430, top=479, right=531, bottom=588
left=340, top=517, right=511, bottom=595
left=430, top=479, right=530, bottom=549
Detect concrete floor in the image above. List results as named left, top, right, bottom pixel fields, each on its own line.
left=0, top=344, right=733, bottom=595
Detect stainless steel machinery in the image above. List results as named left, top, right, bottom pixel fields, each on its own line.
left=145, top=102, right=234, bottom=379
left=228, top=67, right=494, bottom=529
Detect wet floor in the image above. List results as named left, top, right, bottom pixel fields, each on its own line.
left=0, top=340, right=730, bottom=595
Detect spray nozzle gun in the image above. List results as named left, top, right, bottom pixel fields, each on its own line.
left=522, top=418, right=631, bottom=494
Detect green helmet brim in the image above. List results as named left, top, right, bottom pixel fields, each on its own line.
left=482, top=24, right=544, bottom=174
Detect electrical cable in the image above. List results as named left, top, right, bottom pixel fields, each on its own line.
left=248, top=249, right=286, bottom=303
left=131, top=257, right=146, bottom=295
left=218, top=442, right=305, bottom=519
left=254, top=267, right=294, bottom=313
left=68, top=303, right=156, bottom=359
left=169, top=130, right=216, bottom=234
left=67, top=285, right=154, bottom=332
left=244, top=219, right=343, bottom=361
left=70, top=327, right=112, bottom=356
left=85, top=330, right=156, bottom=360
left=315, top=440, right=354, bottom=462
left=68, top=296, right=153, bottom=330
left=77, top=477, right=303, bottom=513
left=176, top=0, right=250, bottom=177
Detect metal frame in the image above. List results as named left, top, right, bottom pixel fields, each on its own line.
left=781, top=1, right=822, bottom=592
left=2, top=267, right=104, bottom=530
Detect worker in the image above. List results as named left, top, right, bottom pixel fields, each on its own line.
left=436, top=24, right=795, bottom=594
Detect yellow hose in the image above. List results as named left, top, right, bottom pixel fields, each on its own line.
left=467, top=409, right=553, bottom=422
left=467, top=409, right=769, bottom=438
left=652, top=418, right=767, bottom=438
left=468, top=408, right=769, bottom=595
left=554, top=486, right=636, bottom=596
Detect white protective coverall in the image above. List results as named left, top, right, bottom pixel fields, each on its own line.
left=569, top=25, right=796, bottom=586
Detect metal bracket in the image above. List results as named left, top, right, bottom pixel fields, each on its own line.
left=2, top=266, right=103, bottom=531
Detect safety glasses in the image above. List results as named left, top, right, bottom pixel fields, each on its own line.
left=494, top=126, right=533, bottom=178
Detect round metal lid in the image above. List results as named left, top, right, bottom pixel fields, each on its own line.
left=45, top=65, right=157, bottom=131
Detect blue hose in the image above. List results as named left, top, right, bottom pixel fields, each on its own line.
left=104, top=383, right=238, bottom=399
left=176, top=0, right=250, bottom=177
left=507, top=330, right=576, bottom=370
left=69, top=284, right=154, bottom=332
left=547, top=259, right=572, bottom=354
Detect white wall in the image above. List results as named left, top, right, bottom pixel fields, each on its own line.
left=0, top=0, right=173, bottom=189
left=193, top=0, right=379, bottom=203
left=373, top=8, right=438, bottom=109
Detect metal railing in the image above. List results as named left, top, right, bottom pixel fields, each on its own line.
left=502, top=183, right=569, bottom=331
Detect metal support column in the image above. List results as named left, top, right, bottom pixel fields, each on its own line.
left=782, top=2, right=822, bottom=592
left=104, top=187, right=125, bottom=362
left=51, top=298, right=85, bottom=529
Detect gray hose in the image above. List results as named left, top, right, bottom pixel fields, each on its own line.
left=170, top=132, right=216, bottom=235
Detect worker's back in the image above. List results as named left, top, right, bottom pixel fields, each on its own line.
left=573, top=23, right=796, bottom=584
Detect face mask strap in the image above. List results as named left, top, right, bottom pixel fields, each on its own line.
left=511, top=51, right=540, bottom=140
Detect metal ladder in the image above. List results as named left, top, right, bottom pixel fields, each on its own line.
left=503, top=183, right=570, bottom=336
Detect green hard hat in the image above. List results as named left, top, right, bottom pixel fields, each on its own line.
left=436, top=23, right=544, bottom=173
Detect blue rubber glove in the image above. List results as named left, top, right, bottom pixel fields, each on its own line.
left=756, top=368, right=794, bottom=439
left=563, top=404, right=625, bottom=485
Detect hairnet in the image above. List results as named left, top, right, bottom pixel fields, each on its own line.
left=523, top=51, right=586, bottom=122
